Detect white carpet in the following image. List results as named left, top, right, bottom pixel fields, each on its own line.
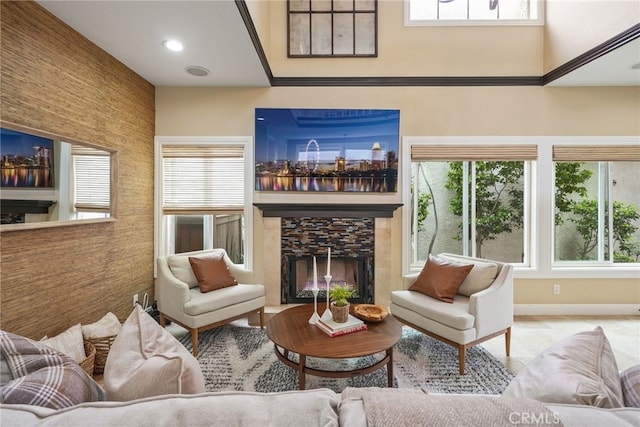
left=179, top=325, right=515, bottom=394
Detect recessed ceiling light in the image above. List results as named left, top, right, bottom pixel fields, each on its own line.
left=163, top=39, right=183, bottom=52
left=185, top=66, right=210, bottom=77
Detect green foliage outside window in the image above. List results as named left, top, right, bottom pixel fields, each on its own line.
left=554, top=163, right=593, bottom=225
left=445, top=161, right=525, bottom=258
left=416, top=192, right=431, bottom=232
left=570, top=199, right=640, bottom=262
left=414, top=159, right=638, bottom=264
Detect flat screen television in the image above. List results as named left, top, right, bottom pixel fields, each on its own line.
left=255, top=108, right=399, bottom=193
left=1, top=128, right=54, bottom=188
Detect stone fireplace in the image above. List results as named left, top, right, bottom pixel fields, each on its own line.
left=255, top=203, right=401, bottom=307
left=281, top=217, right=375, bottom=304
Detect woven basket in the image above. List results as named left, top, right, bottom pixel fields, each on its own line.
left=85, top=335, right=116, bottom=374
left=80, top=340, right=96, bottom=377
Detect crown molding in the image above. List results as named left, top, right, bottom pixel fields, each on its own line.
left=542, top=23, right=640, bottom=86
left=235, top=0, right=274, bottom=83
left=271, top=76, right=541, bottom=86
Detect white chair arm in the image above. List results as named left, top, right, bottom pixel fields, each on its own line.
left=220, top=250, right=254, bottom=284
left=156, top=257, right=192, bottom=319
left=227, top=263, right=254, bottom=284
left=469, top=264, right=514, bottom=338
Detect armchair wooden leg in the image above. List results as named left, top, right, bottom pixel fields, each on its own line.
left=191, top=329, right=199, bottom=357
left=505, top=327, right=512, bottom=356
left=159, top=313, right=166, bottom=328
left=458, top=345, right=466, bottom=375
left=259, top=308, right=264, bottom=329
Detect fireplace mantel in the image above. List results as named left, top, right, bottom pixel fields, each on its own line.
left=254, top=203, right=402, bottom=218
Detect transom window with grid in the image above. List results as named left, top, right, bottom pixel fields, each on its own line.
left=288, top=0, right=377, bottom=57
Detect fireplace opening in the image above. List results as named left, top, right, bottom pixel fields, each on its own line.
left=284, top=256, right=373, bottom=304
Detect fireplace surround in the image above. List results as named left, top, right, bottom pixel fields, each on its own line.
left=254, top=202, right=402, bottom=307
left=280, top=216, right=375, bottom=304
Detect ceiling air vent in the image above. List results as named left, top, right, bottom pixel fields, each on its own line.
left=185, top=66, right=210, bottom=77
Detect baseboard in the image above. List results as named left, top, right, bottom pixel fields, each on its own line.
left=514, top=304, right=640, bottom=316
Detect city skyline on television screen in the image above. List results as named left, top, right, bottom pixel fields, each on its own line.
left=255, top=108, right=399, bottom=192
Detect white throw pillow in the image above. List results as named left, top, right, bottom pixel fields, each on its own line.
left=82, top=312, right=121, bottom=339
left=503, top=326, right=624, bottom=408
left=103, top=305, right=205, bottom=401
left=438, top=255, right=498, bottom=296
left=40, top=323, right=86, bottom=364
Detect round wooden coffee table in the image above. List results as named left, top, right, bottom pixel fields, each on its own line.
left=266, top=303, right=402, bottom=390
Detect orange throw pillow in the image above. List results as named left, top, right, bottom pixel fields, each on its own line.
left=188, top=253, right=238, bottom=293
left=409, top=255, right=474, bottom=303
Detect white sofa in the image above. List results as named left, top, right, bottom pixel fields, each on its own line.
left=2, top=317, right=638, bottom=426
left=3, top=387, right=639, bottom=427
left=390, top=253, right=513, bottom=374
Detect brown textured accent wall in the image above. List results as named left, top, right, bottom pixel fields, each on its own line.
left=0, top=1, right=155, bottom=339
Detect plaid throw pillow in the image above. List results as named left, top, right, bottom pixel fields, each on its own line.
left=621, top=365, right=640, bottom=408
left=0, top=330, right=105, bottom=409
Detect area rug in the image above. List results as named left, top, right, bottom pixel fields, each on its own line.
left=179, top=325, right=515, bottom=394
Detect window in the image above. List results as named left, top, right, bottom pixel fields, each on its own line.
left=404, top=137, right=639, bottom=277
left=155, top=138, right=252, bottom=266
left=553, top=145, right=640, bottom=265
left=406, top=0, right=543, bottom=25
left=72, top=145, right=111, bottom=219
left=408, top=143, right=536, bottom=268
left=288, top=0, right=377, bottom=57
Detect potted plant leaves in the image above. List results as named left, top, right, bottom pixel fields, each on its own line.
left=328, top=284, right=355, bottom=323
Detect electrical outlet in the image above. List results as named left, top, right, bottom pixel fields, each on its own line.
left=133, top=293, right=139, bottom=307
left=553, top=284, right=560, bottom=295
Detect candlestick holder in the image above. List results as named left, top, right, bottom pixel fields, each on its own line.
left=321, top=275, right=332, bottom=321
left=308, top=287, right=320, bottom=324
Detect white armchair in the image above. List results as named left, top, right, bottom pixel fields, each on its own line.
left=390, top=253, right=513, bottom=375
left=156, top=249, right=265, bottom=357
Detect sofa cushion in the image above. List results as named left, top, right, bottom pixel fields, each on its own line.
left=503, top=326, right=624, bottom=408
left=40, top=323, right=86, bottom=364
left=438, top=254, right=498, bottom=296
left=547, top=403, right=640, bottom=426
left=0, top=330, right=105, bottom=409
left=1, top=389, right=340, bottom=427
left=390, top=290, right=475, bottom=330
left=409, top=255, right=473, bottom=303
left=621, top=364, right=640, bottom=408
left=184, top=284, right=265, bottom=316
left=189, top=252, right=237, bottom=293
left=103, top=305, right=205, bottom=401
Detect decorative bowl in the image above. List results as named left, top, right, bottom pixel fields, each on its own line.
left=353, top=304, right=389, bottom=323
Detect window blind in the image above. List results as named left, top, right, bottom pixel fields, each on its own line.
left=553, top=145, right=640, bottom=162
left=72, top=146, right=110, bottom=212
left=411, top=144, right=538, bottom=161
left=162, top=145, right=245, bottom=213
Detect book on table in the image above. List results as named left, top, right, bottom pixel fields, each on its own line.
left=316, top=314, right=367, bottom=337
